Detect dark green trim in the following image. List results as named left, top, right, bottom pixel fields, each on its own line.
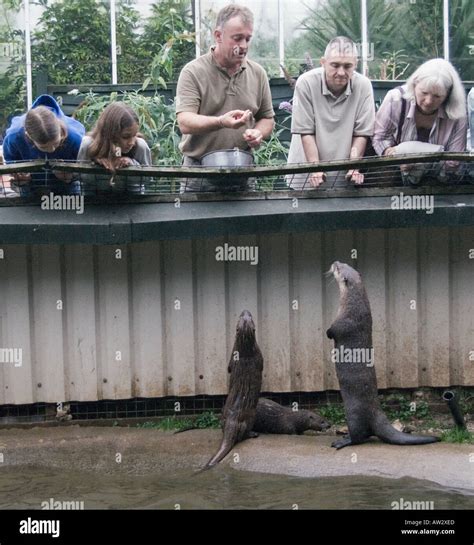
left=0, top=190, right=473, bottom=245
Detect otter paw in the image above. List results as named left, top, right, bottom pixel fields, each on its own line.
left=331, top=437, right=352, bottom=449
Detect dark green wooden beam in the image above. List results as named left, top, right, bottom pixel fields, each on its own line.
left=0, top=191, right=473, bottom=245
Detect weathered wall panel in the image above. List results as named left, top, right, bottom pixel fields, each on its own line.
left=129, top=241, right=164, bottom=398
left=162, top=240, right=195, bottom=397
left=0, top=246, right=33, bottom=405
left=0, top=226, right=472, bottom=405
left=64, top=245, right=98, bottom=401
left=289, top=232, right=324, bottom=392
left=31, top=246, right=65, bottom=403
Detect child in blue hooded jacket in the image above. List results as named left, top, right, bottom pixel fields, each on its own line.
left=2, top=94, right=85, bottom=195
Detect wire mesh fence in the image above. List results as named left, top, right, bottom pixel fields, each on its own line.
left=0, top=153, right=473, bottom=201
left=0, top=392, right=345, bottom=424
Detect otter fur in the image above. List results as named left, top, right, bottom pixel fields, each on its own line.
left=202, top=310, right=263, bottom=470
left=326, top=261, right=439, bottom=449
left=253, top=398, right=330, bottom=434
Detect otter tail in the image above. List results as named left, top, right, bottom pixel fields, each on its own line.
left=173, top=426, right=198, bottom=435
left=373, top=412, right=440, bottom=445
left=198, top=426, right=240, bottom=473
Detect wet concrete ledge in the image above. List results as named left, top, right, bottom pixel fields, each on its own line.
left=0, top=427, right=472, bottom=493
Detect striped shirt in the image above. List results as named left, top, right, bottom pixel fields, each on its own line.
left=372, top=85, right=467, bottom=155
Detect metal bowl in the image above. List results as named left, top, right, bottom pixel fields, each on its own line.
left=200, top=148, right=254, bottom=168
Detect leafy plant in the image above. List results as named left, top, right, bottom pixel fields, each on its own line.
left=31, top=0, right=142, bottom=85
left=378, top=50, right=410, bottom=81
left=289, top=0, right=473, bottom=81
left=319, top=404, right=346, bottom=425
left=135, top=411, right=220, bottom=431
left=136, top=417, right=193, bottom=431
left=441, top=427, right=474, bottom=444
left=254, top=118, right=289, bottom=167
left=0, top=0, right=25, bottom=134
left=194, top=411, right=220, bottom=429
left=141, top=0, right=195, bottom=89
left=381, top=395, right=431, bottom=422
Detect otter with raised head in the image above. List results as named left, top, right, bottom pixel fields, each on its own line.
left=202, top=309, right=263, bottom=470
left=253, top=398, right=330, bottom=435
left=326, top=261, right=439, bottom=449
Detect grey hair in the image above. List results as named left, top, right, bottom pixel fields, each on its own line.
left=324, top=36, right=358, bottom=59
left=215, top=4, right=254, bottom=29
left=405, top=58, right=466, bottom=120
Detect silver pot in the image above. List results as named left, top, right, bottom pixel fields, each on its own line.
left=200, top=148, right=254, bottom=168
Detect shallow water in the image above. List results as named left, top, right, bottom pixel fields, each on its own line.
left=0, top=466, right=473, bottom=510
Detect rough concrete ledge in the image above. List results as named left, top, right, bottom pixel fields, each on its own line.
left=0, top=427, right=472, bottom=493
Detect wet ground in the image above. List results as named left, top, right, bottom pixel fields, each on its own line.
left=0, top=426, right=472, bottom=509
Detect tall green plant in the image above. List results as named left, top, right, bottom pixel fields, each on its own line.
left=295, top=0, right=401, bottom=78
left=294, top=0, right=473, bottom=81
left=447, top=0, right=474, bottom=80
left=141, top=0, right=195, bottom=89
left=31, top=0, right=141, bottom=85
left=0, top=0, right=25, bottom=134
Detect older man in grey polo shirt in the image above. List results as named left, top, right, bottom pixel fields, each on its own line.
left=288, top=37, right=375, bottom=188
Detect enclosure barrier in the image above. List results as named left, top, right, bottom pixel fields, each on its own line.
left=1, top=153, right=473, bottom=202
left=0, top=152, right=473, bottom=406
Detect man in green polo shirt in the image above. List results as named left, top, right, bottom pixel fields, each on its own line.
left=176, top=4, right=275, bottom=192
left=288, top=36, right=375, bottom=189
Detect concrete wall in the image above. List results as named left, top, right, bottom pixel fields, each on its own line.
left=0, top=225, right=473, bottom=405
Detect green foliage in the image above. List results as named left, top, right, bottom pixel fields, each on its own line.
left=250, top=33, right=280, bottom=79
left=141, top=0, right=195, bottom=88
left=293, top=0, right=402, bottom=79
left=136, top=417, right=193, bottom=430
left=457, top=391, right=473, bottom=415
left=449, top=0, right=474, bottom=80
left=194, top=411, right=221, bottom=429
left=298, top=0, right=363, bottom=55
left=29, top=0, right=195, bottom=87
left=114, top=1, right=144, bottom=83
left=135, top=411, right=220, bottom=431
left=254, top=118, right=289, bottom=167
left=74, top=90, right=181, bottom=165
left=253, top=117, right=290, bottom=190
left=378, top=50, right=410, bottom=81
left=381, top=395, right=431, bottom=422
left=440, top=427, right=474, bottom=444
left=289, top=0, right=473, bottom=81
left=319, top=404, right=346, bottom=425
left=0, top=0, right=25, bottom=133
left=32, top=0, right=112, bottom=84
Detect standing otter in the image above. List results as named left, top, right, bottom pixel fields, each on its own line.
left=253, top=398, right=330, bottom=435
left=202, top=310, right=263, bottom=470
left=326, top=261, right=439, bottom=449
